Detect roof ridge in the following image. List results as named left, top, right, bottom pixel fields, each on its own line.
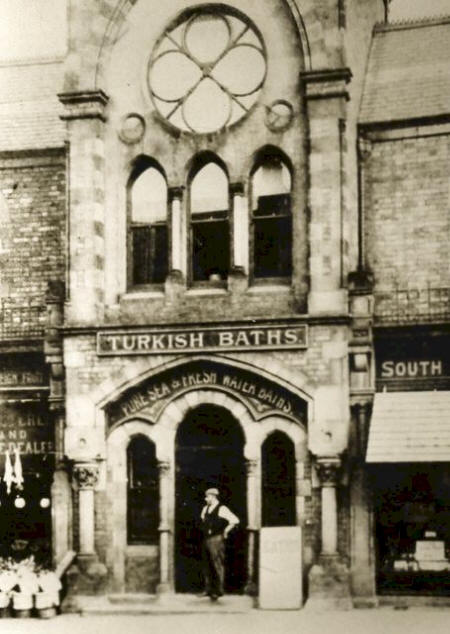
left=375, top=14, right=450, bottom=32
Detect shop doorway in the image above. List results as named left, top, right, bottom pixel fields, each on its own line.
left=175, top=404, right=247, bottom=594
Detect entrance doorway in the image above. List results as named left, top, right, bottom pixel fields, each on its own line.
left=175, top=404, right=247, bottom=593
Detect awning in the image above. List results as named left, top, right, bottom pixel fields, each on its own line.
left=366, top=391, right=450, bottom=463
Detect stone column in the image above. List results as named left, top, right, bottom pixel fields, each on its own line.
left=230, top=182, right=248, bottom=273
left=306, top=455, right=351, bottom=610
left=59, top=90, right=109, bottom=324
left=302, top=68, right=352, bottom=315
left=245, top=459, right=258, bottom=595
left=157, top=460, right=172, bottom=594
left=350, top=402, right=377, bottom=607
left=316, top=457, right=341, bottom=557
left=73, top=462, right=100, bottom=557
left=169, top=187, right=184, bottom=275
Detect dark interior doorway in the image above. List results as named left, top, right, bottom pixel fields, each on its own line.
left=175, top=403, right=247, bottom=593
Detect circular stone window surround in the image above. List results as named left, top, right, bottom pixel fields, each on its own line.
left=147, top=7, right=267, bottom=135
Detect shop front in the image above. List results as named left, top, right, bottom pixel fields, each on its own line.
left=367, top=331, right=450, bottom=596
left=0, top=355, right=54, bottom=566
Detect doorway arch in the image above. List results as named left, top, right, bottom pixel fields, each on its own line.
left=175, top=404, right=247, bottom=594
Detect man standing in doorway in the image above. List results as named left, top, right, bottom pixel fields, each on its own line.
left=199, top=487, right=239, bottom=601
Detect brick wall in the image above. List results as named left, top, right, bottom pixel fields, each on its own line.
left=364, top=133, right=450, bottom=291
left=0, top=150, right=66, bottom=328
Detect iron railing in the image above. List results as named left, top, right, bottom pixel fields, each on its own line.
left=0, top=300, right=47, bottom=340
left=374, top=285, right=450, bottom=325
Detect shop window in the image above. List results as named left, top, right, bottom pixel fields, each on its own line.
left=190, top=160, right=230, bottom=284
left=261, top=431, right=296, bottom=527
left=129, top=160, right=168, bottom=287
left=251, top=151, right=292, bottom=281
left=127, top=435, right=159, bottom=545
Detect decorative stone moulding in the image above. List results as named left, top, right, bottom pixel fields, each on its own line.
left=265, top=100, right=294, bottom=132
left=147, top=6, right=267, bottom=134
left=118, top=113, right=146, bottom=144
left=58, top=90, right=109, bottom=121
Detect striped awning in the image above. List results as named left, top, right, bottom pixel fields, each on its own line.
left=366, top=391, right=450, bottom=463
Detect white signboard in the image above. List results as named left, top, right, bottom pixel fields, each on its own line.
left=259, top=526, right=302, bottom=609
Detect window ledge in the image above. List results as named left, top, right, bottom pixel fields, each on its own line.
left=185, top=287, right=229, bottom=297
left=126, top=544, right=158, bottom=555
left=121, top=288, right=165, bottom=300
left=247, top=284, right=291, bottom=294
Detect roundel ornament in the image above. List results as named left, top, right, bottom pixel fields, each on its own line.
left=148, top=8, right=267, bottom=134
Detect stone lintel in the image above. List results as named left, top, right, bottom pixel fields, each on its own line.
left=302, top=68, right=352, bottom=101
left=58, top=90, right=109, bottom=122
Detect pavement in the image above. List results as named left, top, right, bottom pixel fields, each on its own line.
left=1, top=607, right=450, bottom=634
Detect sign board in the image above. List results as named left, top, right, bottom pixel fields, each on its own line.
left=259, top=526, right=302, bottom=609
left=106, top=360, right=307, bottom=427
left=97, top=322, right=307, bottom=356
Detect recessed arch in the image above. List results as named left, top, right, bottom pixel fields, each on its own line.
left=93, top=0, right=324, bottom=90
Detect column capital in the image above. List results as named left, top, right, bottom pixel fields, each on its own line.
left=245, top=459, right=258, bottom=476
left=157, top=460, right=171, bottom=476
left=315, top=456, right=341, bottom=487
left=73, top=463, right=100, bottom=490
left=168, top=186, right=184, bottom=202
left=58, top=90, right=109, bottom=122
left=230, top=182, right=245, bottom=196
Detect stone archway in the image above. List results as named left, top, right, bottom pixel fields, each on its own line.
left=174, top=403, right=247, bottom=594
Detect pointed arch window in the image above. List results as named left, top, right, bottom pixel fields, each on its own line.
left=127, top=435, right=159, bottom=544
left=190, top=161, right=230, bottom=284
left=129, top=162, right=168, bottom=286
left=251, top=152, right=292, bottom=281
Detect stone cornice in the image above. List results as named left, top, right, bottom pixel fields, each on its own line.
left=58, top=90, right=109, bottom=122
left=301, top=68, right=352, bottom=101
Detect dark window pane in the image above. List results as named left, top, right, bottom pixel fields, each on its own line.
left=152, top=224, right=169, bottom=284
left=254, top=216, right=292, bottom=278
left=127, top=436, right=159, bottom=544
left=192, top=220, right=230, bottom=281
left=132, top=225, right=152, bottom=284
left=254, top=193, right=291, bottom=217
left=131, top=223, right=168, bottom=285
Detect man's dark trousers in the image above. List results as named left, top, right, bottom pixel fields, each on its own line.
left=202, top=534, right=225, bottom=598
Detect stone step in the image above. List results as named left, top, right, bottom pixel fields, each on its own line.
left=72, top=593, right=255, bottom=615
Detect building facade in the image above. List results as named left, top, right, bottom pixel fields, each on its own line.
left=1, top=0, right=450, bottom=609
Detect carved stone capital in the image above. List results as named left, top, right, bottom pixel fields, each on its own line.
left=357, top=135, right=373, bottom=162
left=157, top=460, right=171, bottom=476
left=230, top=182, right=244, bottom=196
left=73, top=463, right=100, bottom=490
left=245, top=459, right=258, bottom=476
left=168, top=186, right=184, bottom=202
left=315, top=457, right=341, bottom=487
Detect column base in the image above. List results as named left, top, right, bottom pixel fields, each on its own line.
left=64, top=554, right=108, bottom=598
left=156, top=583, right=171, bottom=595
left=305, top=555, right=352, bottom=610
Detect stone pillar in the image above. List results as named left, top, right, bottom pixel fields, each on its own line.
left=157, top=460, right=172, bottom=594
left=302, top=68, right=352, bottom=315
left=230, top=182, right=248, bottom=273
left=306, top=455, right=351, bottom=610
left=59, top=90, right=109, bottom=324
left=350, top=402, right=377, bottom=607
left=73, top=463, right=100, bottom=557
left=316, top=457, right=340, bottom=556
left=245, top=459, right=258, bottom=595
left=169, top=187, right=184, bottom=275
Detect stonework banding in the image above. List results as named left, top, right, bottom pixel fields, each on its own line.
left=106, top=360, right=307, bottom=428
left=97, top=323, right=308, bottom=356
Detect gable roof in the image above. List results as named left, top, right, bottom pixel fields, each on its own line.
left=359, top=17, right=450, bottom=125
left=0, top=57, right=65, bottom=151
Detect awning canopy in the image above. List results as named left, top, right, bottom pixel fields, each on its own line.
left=366, top=391, right=450, bottom=463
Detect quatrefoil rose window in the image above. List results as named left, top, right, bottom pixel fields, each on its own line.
left=148, top=8, right=267, bottom=134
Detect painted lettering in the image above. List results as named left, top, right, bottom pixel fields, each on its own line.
left=284, top=329, right=299, bottom=344
left=235, top=331, right=251, bottom=346
left=219, top=332, right=234, bottom=346
left=175, top=334, right=188, bottom=348
left=267, top=330, right=281, bottom=345
left=189, top=332, right=204, bottom=348
left=381, top=361, right=394, bottom=378
left=137, top=334, right=151, bottom=349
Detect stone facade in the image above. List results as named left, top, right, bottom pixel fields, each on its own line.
left=2, top=0, right=450, bottom=611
